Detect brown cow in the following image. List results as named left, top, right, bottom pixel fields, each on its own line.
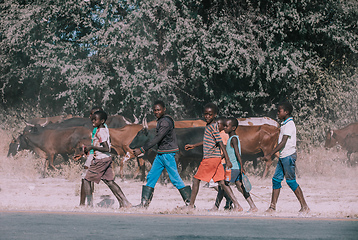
left=11, top=126, right=91, bottom=177
left=236, top=124, right=280, bottom=178
left=325, top=123, right=358, bottom=165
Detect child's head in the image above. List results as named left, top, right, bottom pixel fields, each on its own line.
left=91, top=110, right=107, bottom=128
left=217, top=116, right=227, bottom=132
left=90, top=106, right=103, bottom=118
left=153, top=100, right=166, bottom=119
left=224, top=117, right=238, bottom=134
left=277, top=102, right=293, bottom=120
left=203, top=102, right=218, bottom=124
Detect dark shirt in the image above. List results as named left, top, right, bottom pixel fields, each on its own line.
left=143, top=115, right=179, bottom=154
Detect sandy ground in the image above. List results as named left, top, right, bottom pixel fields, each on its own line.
left=1, top=129, right=357, bottom=219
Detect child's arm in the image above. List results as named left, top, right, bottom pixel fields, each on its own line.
left=85, top=141, right=109, bottom=153
left=185, top=141, right=203, bottom=151
left=263, top=135, right=289, bottom=162
left=219, top=141, right=232, bottom=169
left=231, top=137, right=244, bottom=174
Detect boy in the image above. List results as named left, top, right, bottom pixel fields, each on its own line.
left=263, top=102, right=310, bottom=213
left=83, top=110, right=131, bottom=208
left=213, top=117, right=258, bottom=212
left=80, top=106, right=102, bottom=206
left=186, top=117, right=233, bottom=210
left=185, top=103, right=242, bottom=210
left=132, top=100, right=191, bottom=208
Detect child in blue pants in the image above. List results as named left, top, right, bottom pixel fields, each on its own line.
left=132, top=100, right=191, bottom=208
left=263, top=102, right=309, bottom=213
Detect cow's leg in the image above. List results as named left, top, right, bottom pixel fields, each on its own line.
left=138, top=158, right=146, bottom=182
left=102, top=179, right=131, bottom=208
left=262, top=158, right=272, bottom=179
left=42, top=159, right=50, bottom=178
left=49, top=154, right=56, bottom=170
left=347, top=152, right=352, bottom=166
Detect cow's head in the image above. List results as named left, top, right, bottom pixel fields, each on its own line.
left=129, top=127, right=154, bottom=149
left=7, top=134, right=28, bottom=157
left=324, top=129, right=337, bottom=149
left=23, top=119, right=48, bottom=133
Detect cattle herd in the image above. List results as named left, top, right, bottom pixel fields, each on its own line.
left=7, top=114, right=356, bottom=180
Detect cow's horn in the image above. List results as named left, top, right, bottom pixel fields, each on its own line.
left=142, top=117, right=148, bottom=129
left=24, top=121, right=35, bottom=127
left=40, top=117, right=48, bottom=127
left=123, top=116, right=132, bottom=125
left=133, top=114, right=139, bottom=124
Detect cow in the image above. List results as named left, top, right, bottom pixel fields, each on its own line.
left=24, top=114, right=74, bottom=126
left=325, top=123, right=358, bottom=165
left=8, top=126, right=91, bottom=177
left=129, top=123, right=279, bottom=179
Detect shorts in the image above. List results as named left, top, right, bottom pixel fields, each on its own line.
left=194, top=157, right=225, bottom=183
left=85, top=156, right=114, bottom=184
left=229, top=168, right=242, bottom=183
left=273, top=153, right=297, bottom=181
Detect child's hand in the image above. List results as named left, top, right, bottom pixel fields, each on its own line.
left=83, top=145, right=92, bottom=154
left=262, top=155, right=271, bottom=162
left=226, top=160, right=233, bottom=169
left=185, top=144, right=194, bottom=150
left=241, top=167, right=246, bottom=175
left=132, top=148, right=143, bottom=157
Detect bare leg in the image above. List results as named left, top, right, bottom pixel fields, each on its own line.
left=80, top=179, right=86, bottom=206
left=218, top=180, right=243, bottom=211
left=235, top=181, right=258, bottom=212
left=102, top=179, right=131, bottom=208
left=266, top=188, right=280, bottom=212
left=83, top=179, right=93, bottom=207
left=294, top=186, right=310, bottom=213
left=187, top=178, right=200, bottom=208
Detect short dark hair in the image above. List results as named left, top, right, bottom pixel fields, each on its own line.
left=278, top=102, right=293, bottom=115
left=91, top=106, right=103, bottom=112
left=93, top=110, right=108, bottom=122
left=204, top=102, right=218, bottom=114
left=226, top=117, right=238, bottom=127
left=153, top=100, right=165, bottom=109
left=217, top=116, right=227, bottom=123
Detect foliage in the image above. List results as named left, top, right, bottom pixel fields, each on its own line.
left=1, top=0, right=357, bottom=146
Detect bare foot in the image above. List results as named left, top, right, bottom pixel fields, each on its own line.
left=265, top=206, right=275, bottom=213
left=299, top=206, right=310, bottom=213
left=179, top=204, right=195, bottom=210
left=247, top=207, right=258, bottom=213
left=232, top=205, right=243, bottom=212
left=207, top=206, right=219, bottom=212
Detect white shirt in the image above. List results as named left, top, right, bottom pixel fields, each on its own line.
left=279, top=117, right=296, bottom=158
left=93, top=126, right=111, bottom=159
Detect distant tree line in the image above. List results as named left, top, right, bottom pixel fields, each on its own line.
left=1, top=0, right=357, bottom=146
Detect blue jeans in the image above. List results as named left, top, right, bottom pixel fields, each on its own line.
left=146, top=153, right=186, bottom=189
left=272, top=153, right=297, bottom=189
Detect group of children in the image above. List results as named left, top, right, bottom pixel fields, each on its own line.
left=80, top=101, right=310, bottom=214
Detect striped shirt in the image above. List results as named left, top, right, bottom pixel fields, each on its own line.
left=203, top=122, right=223, bottom=159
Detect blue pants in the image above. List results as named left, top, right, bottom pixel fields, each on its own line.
left=272, top=153, right=299, bottom=191
left=146, top=153, right=186, bottom=189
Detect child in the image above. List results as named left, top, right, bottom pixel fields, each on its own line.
left=83, top=110, right=131, bottom=208
left=132, top=100, right=191, bottom=208
left=263, top=102, right=310, bottom=213
left=213, top=117, right=258, bottom=212
left=185, top=103, right=242, bottom=211
left=186, top=117, right=233, bottom=210
left=80, top=106, right=102, bottom=206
